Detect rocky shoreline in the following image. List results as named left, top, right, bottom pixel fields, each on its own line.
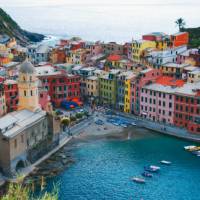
left=23, top=127, right=132, bottom=188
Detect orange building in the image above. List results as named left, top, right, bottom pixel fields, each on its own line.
left=51, top=48, right=66, bottom=64
left=171, top=32, right=189, bottom=48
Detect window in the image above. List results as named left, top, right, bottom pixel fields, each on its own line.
left=31, top=90, right=33, bottom=96
left=24, top=90, right=26, bottom=96
left=21, top=135, right=24, bottom=143
left=14, top=139, right=17, bottom=148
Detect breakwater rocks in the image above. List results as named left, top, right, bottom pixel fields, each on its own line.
left=24, top=146, right=75, bottom=186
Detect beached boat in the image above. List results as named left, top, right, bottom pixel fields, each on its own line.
left=120, top=123, right=128, bottom=128
left=113, top=122, right=120, bottom=126
left=160, top=160, right=171, bottom=165
left=131, top=122, right=136, bottom=126
left=144, top=165, right=160, bottom=172
left=184, top=145, right=196, bottom=150
left=142, top=172, right=153, bottom=178
left=132, top=177, right=146, bottom=184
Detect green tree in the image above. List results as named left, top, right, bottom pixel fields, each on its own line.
left=76, top=113, right=83, bottom=119
left=175, top=18, right=186, bottom=32
left=61, top=118, right=70, bottom=127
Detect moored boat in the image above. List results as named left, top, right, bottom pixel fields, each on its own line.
left=132, top=177, right=146, bottom=184
left=160, top=160, right=171, bottom=165
left=144, top=165, right=160, bottom=172
left=184, top=145, right=196, bottom=150
left=142, top=172, right=153, bottom=178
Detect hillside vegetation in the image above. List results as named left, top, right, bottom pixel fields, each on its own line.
left=0, top=8, right=44, bottom=46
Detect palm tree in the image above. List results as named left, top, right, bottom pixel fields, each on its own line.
left=175, top=18, right=186, bottom=32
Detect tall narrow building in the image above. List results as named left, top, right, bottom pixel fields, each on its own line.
left=18, top=60, right=41, bottom=112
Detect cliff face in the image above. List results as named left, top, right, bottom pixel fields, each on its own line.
left=0, top=8, right=45, bottom=46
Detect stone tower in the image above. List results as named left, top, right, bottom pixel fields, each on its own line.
left=18, top=60, right=41, bottom=112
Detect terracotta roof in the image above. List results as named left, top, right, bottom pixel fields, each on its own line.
left=107, top=54, right=121, bottom=62
left=156, top=76, right=185, bottom=87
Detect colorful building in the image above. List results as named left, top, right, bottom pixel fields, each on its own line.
left=187, top=69, right=200, bottom=83
left=146, top=45, right=187, bottom=67
left=132, top=40, right=156, bottom=62
left=140, top=76, right=184, bottom=124
left=170, top=32, right=189, bottom=48
left=36, top=65, right=81, bottom=107
left=3, top=80, right=18, bottom=112
left=130, top=68, right=162, bottom=115
left=116, top=71, right=135, bottom=112
left=174, top=82, right=200, bottom=134
left=27, top=44, right=50, bottom=64
left=99, top=70, right=121, bottom=107
left=50, top=48, right=66, bottom=64
left=102, top=42, right=124, bottom=55
left=142, top=32, right=170, bottom=50
left=161, top=63, right=189, bottom=78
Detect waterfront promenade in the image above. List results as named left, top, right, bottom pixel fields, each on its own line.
left=112, top=110, right=200, bottom=142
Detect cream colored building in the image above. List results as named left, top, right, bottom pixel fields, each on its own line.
left=86, top=76, right=99, bottom=98
left=188, top=70, right=200, bottom=83
left=0, top=60, right=60, bottom=176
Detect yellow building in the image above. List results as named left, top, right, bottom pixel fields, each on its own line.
left=66, top=49, right=87, bottom=64
left=132, top=40, right=156, bottom=62
left=18, top=60, right=41, bottom=112
left=124, top=72, right=135, bottom=113
left=161, top=63, right=188, bottom=78
left=86, top=76, right=99, bottom=98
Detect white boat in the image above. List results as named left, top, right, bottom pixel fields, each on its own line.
left=184, top=145, right=196, bottom=150
left=132, top=177, right=145, bottom=184
left=160, top=160, right=171, bottom=165
left=121, top=124, right=128, bottom=128
left=150, top=165, right=160, bottom=170
left=113, top=122, right=120, bottom=126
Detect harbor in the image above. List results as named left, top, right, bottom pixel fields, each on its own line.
left=29, top=125, right=200, bottom=200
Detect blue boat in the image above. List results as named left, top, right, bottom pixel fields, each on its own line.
left=142, top=172, right=153, bottom=178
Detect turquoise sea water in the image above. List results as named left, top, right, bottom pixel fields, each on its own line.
left=41, top=129, right=200, bottom=200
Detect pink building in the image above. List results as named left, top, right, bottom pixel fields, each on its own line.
left=177, top=49, right=190, bottom=64
left=130, top=68, right=162, bottom=115
left=140, top=76, right=185, bottom=124
left=89, top=42, right=103, bottom=57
